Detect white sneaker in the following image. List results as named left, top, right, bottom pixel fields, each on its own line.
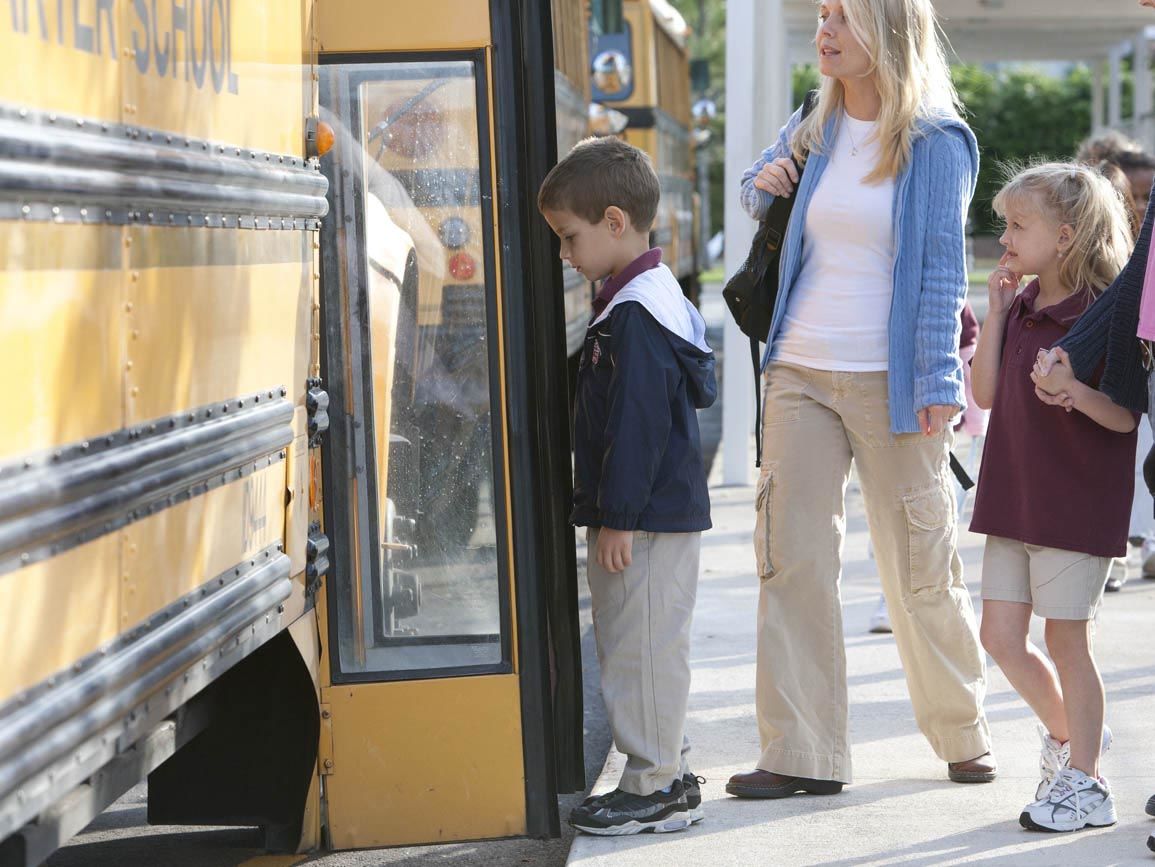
left=1020, top=767, right=1117, bottom=832
left=1035, top=723, right=1113, bottom=799
left=1143, top=535, right=1155, bottom=578
left=869, top=595, right=892, bottom=634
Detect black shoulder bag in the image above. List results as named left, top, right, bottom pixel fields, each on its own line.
left=723, top=90, right=818, bottom=467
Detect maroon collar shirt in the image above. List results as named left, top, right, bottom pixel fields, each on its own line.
left=970, top=280, right=1139, bottom=558
left=591, top=248, right=663, bottom=319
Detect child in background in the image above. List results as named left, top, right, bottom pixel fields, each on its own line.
left=972, top=163, right=1137, bottom=832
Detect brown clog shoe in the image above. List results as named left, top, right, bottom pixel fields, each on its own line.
left=948, top=752, right=998, bottom=783
left=725, top=768, right=843, bottom=799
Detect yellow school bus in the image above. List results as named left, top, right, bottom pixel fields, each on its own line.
left=591, top=0, right=700, bottom=301
left=0, top=1, right=583, bottom=863
left=552, top=0, right=597, bottom=356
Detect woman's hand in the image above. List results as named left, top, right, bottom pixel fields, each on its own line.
left=917, top=404, right=959, bottom=436
left=1142, top=0, right=1155, bottom=10
left=987, top=252, right=1021, bottom=316
left=752, top=157, right=800, bottom=198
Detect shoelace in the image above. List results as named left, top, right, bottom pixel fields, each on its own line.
left=1038, top=738, right=1068, bottom=797
left=1049, top=772, right=1093, bottom=822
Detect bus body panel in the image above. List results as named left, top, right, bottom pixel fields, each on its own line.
left=321, top=674, right=527, bottom=848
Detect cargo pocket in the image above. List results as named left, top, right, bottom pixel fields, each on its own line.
left=902, top=484, right=955, bottom=594
left=753, top=468, right=776, bottom=579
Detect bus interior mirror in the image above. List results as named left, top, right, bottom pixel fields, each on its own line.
left=592, top=50, right=632, bottom=97
left=692, top=98, right=717, bottom=129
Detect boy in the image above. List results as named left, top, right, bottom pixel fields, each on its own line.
left=537, top=136, right=716, bottom=836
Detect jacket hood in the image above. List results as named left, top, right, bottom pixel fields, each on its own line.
left=592, top=264, right=717, bottom=409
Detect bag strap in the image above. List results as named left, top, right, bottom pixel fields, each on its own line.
left=949, top=451, right=974, bottom=491
left=751, top=90, right=819, bottom=469
left=752, top=337, right=763, bottom=468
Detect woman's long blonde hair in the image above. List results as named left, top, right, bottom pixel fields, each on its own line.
left=993, top=162, right=1133, bottom=298
left=791, top=0, right=960, bottom=183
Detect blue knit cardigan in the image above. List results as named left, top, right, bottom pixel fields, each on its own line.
left=740, top=106, right=979, bottom=434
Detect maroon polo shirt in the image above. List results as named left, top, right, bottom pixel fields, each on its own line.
left=970, top=280, right=1138, bottom=557
left=591, top=248, right=663, bottom=317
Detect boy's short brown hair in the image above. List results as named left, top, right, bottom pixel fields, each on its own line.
left=537, top=136, right=660, bottom=232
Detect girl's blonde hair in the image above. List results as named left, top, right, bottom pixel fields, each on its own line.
left=791, top=0, right=960, bottom=184
left=993, top=162, right=1133, bottom=297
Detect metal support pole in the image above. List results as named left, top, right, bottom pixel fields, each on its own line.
left=1093, top=61, right=1105, bottom=135
left=1110, top=47, right=1123, bottom=130
left=722, top=0, right=790, bottom=485
left=697, top=138, right=712, bottom=268
left=1135, top=30, right=1153, bottom=150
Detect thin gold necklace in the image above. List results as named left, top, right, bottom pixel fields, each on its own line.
left=844, top=115, right=861, bottom=157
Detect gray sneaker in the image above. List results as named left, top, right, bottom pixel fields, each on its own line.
left=569, top=780, right=691, bottom=836
left=683, top=774, right=705, bottom=823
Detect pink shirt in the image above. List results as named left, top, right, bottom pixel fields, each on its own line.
left=1138, top=240, right=1155, bottom=340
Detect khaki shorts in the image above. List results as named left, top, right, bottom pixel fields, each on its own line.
left=981, top=535, right=1111, bottom=621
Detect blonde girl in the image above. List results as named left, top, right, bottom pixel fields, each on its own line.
left=727, top=0, right=995, bottom=801
left=971, top=162, right=1137, bottom=832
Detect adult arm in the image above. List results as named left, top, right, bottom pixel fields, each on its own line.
left=1053, top=178, right=1155, bottom=379
left=739, top=105, right=807, bottom=221
left=1032, top=349, right=1138, bottom=433
left=913, top=130, right=972, bottom=416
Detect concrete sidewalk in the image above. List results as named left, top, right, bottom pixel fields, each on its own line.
left=568, top=472, right=1155, bottom=866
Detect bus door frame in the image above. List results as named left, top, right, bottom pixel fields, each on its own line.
left=315, top=0, right=582, bottom=838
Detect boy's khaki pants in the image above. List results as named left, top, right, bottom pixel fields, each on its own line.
left=755, top=363, right=990, bottom=783
left=587, top=529, right=699, bottom=796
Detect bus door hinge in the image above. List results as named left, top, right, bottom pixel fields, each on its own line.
left=306, top=377, right=329, bottom=447
left=319, top=703, right=335, bottom=776
left=306, top=523, right=330, bottom=598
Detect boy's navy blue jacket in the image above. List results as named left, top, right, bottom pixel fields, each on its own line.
left=571, top=263, right=717, bottom=532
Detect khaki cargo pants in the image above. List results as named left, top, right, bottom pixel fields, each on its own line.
left=587, top=529, right=699, bottom=795
left=754, top=363, right=990, bottom=783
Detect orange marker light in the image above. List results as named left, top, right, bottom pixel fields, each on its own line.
left=316, top=121, right=335, bottom=157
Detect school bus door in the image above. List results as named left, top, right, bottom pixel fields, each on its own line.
left=313, top=0, right=582, bottom=847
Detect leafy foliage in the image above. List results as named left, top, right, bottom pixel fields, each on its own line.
left=665, top=0, right=1117, bottom=234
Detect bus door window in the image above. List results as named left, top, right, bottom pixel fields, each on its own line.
left=319, top=57, right=510, bottom=680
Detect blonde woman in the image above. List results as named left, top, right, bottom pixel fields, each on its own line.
left=727, top=0, right=994, bottom=800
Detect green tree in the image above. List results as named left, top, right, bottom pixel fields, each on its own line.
left=666, top=2, right=1110, bottom=237
left=955, top=64, right=1094, bottom=232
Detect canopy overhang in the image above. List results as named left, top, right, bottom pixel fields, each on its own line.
left=783, top=0, right=1154, bottom=64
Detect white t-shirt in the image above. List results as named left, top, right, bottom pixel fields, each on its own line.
left=772, top=112, right=897, bottom=371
